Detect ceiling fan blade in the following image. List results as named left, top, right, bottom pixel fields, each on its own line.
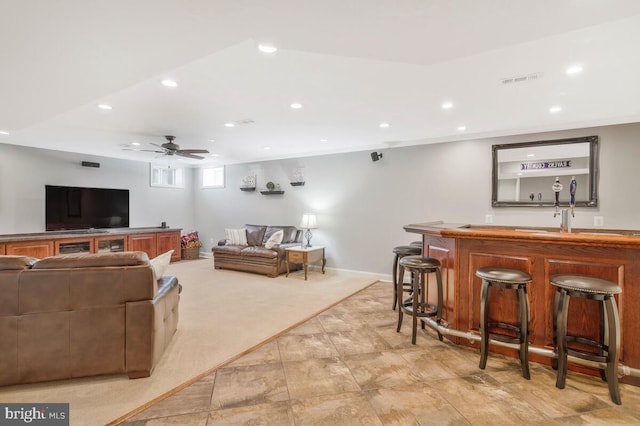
left=178, top=149, right=209, bottom=154
left=122, top=148, right=165, bottom=153
left=150, top=142, right=166, bottom=149
left=176, top=152, right=205, bottom=160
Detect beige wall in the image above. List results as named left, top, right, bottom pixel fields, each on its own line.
left=193, top=122, right=640, bottom=274
left=0, top=144, right=195, bottom=234
left=2, top=121, right=639, bottom=274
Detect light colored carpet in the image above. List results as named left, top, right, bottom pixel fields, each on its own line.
left=0, top=259, right=380, bottom=425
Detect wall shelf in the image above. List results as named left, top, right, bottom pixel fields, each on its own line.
left=240, top=187, right=256, bottom=192
left=290, top=181, right=305, bottom=186
left=260, top=190, right=285, bottom=195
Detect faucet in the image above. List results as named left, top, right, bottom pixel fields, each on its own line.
left=559, top=208, right=571, bottom=233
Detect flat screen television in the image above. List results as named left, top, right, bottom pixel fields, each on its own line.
left=45, top=185, right=130, bottom=231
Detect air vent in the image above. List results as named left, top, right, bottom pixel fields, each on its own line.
left=502, top=72, right=544, bottom=85
left=235, top=119, right=255, bottom=125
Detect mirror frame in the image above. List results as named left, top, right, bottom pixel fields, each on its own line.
left=491, top=135, right=599, bottom=207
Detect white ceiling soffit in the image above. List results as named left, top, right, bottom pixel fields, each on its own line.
left=1, top=1, right=640, bottom=165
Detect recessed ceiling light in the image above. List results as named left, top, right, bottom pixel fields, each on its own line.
left=320, top=138, right=328, bottom=142
left=263, top=146, right=271, bottom=150
left=290, top=103, right=303, bottom=109
left=97, top=104, right=112, bottom=110
left=131, top=142, right=141, bottom=146
left=441, top=102, right=453, bottom=109
left=161, top=79, right=177, bottom=87
left=379, top=123, right=390, bottom=128
left=527, top=153, right=535, bottom=157
left=224, top=122, right=235, bottom=128
left=549, top=106, right=562, bottom=113
left=566, top=65, right=583, bottom=75
left=207, top=139, right=216, bottom=143
left=0, top=130, right=9, bottom=135
left=457, top=125, right=466, bottom=131
left=210, top=153, right=220, bottom=157
left=258, top=44, right=277, bottom=53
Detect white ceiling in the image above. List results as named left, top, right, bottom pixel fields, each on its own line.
left=2, top=1, right=640, bottom=166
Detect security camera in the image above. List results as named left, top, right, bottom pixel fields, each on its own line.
left=371, top=152, right=383, bottom=162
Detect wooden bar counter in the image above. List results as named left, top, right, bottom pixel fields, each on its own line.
left=404, top=221, right=640, bottom=386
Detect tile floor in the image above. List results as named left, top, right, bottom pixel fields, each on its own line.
left=121, top=281, right=640, bottom=425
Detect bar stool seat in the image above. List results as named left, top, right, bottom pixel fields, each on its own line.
left=392, top=245, right=422, bottom=310
left=396, top=255, right=443, bottom=344
left=550, top=274, right=622, bottom=405
left=476, top=267, right=532, bottom=379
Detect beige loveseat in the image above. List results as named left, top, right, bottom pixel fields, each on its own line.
left=0, top=251, right=180, bottom=386
left=212, top=224, right=303, bottom=277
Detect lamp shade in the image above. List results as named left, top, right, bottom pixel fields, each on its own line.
left=299, top=213, right=317, bottom=229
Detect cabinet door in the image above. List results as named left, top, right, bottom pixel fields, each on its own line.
left=0, top=244, right=5, bottom=255
left=6, top=241, right=54, bottom=258
left=129, top=233, right=157, bottom=259
left=55, top=238, right=94, bottom=255
left=157, top=231, right=181, bottom=262
left=95, top=235, right=127, bottom=253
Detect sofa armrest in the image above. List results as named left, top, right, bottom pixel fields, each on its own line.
left=126, top=275, right=180, bottom=379
left=154, top=276, right=179, bottom=302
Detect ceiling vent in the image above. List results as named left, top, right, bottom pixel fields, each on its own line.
left=235, top=119, right=255, bottom=126
left=502, top=72, right=544, bottom=85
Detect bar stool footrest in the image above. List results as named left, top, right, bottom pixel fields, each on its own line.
left=566, top=335, right=606, bottom=351
left=402, top=304, right=438, bottom=318
left=566, top=348, right=608, bottom=365
left=488, top=332, right=524, bottom=345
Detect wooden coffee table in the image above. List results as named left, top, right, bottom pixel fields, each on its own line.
left=285, top=246, right=326, bottom=280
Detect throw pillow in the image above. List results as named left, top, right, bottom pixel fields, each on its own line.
left=225, top=228, right=248, bottom=246
left=264, top=230, right=284, bottom=249
left=150, top=250, right=173, bottom=281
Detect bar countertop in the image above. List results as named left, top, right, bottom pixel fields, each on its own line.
left=404, top=220, right=640, bottom=248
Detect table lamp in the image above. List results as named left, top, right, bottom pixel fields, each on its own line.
left=299, top=213, right=317, bottom=248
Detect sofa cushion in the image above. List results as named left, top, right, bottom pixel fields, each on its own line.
left=264, top=230, right=283, bottom=249
left=150, top=250, right=173, bottom=281
left=0, top=255, right=38, bottom=270
left=244, top=224, right=267, bottom=246
left=224, top=228, right=248, bottom=246
left=240, top=246, right=278, bottom=259
left=212, top=245, right=244, bottom=255
left=32, top=252, right=149, bottom=269
left=264, top=226, right=299, bottom=244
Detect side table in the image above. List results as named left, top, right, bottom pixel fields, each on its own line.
left=285, top=246, right=326, bottom=280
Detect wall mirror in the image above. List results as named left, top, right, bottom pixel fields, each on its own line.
left=492, top=136, right=599, bottom=207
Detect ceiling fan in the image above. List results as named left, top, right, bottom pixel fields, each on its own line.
left=128, top=135, right=210, bottom=160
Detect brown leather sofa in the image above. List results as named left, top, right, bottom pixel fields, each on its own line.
left=212, top=224, right=303, bottom=277
left=0, top=251, right=180, bottom=386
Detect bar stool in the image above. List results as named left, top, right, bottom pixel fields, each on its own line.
left=391, top=245, right=422, bottom=310
left=476, top=267, right=532, bottom=379
left=550, top=274, right=622, bottom=405
left=396, top=255, right=443, bottom=344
